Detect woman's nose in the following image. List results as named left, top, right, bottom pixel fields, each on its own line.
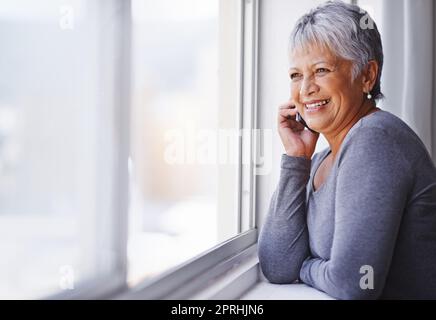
left=300, top=76, right=319, bottom=97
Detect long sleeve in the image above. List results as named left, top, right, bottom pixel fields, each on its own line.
left=299, top=127, right=413, bottom=299
left=258, top=154, right=311, bottom=283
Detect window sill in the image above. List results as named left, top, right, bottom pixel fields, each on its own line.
left=104, top=227, right=334, bottom=301
left=240, top=281, right=335, bottom=300
left=115, top=230, right=258, bottom=300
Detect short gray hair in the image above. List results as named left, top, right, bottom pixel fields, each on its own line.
left=289, top=1, right=384, bottom=100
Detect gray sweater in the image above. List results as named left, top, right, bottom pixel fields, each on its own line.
left=258, top=110, right=436, bottom=299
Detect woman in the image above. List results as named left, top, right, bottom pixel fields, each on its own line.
left=258, top=1, right=436, bottom=299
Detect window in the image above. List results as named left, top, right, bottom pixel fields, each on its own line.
left=127, top=0, right=260, bottom=286
left=0, top=0, right=127, bottom=299
left=0, top=0, right=259, bottom=299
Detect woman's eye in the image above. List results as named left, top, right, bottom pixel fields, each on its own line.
left=290, top=73, right=301, bottom=80
left=316, top=68, right=329, bottom=74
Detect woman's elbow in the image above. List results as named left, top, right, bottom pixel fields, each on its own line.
left=257, top=248, right=300, bottom=284
left=257, top=237, right=308, bottom=284
left=259, top=260, right=300, bottom=284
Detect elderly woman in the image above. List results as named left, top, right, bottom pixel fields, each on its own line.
left=258, top=1, right=436, bottom=299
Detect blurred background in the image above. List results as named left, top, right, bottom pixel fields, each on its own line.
left=0, top=0, right=243, bottom=299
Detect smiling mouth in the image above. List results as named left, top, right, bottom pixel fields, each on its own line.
left=305, top=99, right=330, bottom=111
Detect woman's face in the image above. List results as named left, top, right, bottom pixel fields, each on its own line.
left=289, top=44, right=365, bottom=135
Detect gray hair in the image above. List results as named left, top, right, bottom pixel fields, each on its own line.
left=289, top=1, right=384, bottom=100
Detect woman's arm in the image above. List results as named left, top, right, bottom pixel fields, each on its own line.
left=258, top=154, right=311, bottom=283
left=299, top=127, right=413, bottom=299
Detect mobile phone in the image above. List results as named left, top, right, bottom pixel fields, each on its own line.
left=287, top=105, right=318, bottom=133
left=296, top=112, right=317, bottom=134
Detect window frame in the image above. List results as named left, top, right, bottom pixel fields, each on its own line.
left=46, top=0, right=260, bottom=300
left=117, top=230, right=258, bottom=299
left=118, top=0, right=260, bottom=299
left=239, top=0, right=259, bottom=233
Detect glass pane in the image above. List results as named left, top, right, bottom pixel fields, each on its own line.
left=128, top=0, right=242, bottom=285
left=0, top=0, right=119, bottom=299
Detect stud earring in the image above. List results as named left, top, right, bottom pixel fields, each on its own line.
left=367, top=92, right=372, bottom=99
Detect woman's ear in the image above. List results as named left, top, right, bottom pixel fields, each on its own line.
left=362, top=60, right=379, bottom=93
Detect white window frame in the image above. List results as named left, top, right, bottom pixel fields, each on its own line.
left=45, top=0, right=260, bottom=300
left=239, top=0, right=259, bottom=233
left=117, top=230, right=258, bottom=300
left=117, top=0, right=260, bottom=300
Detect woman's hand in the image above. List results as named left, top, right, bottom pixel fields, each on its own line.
left=278, top=100, right=319, bottom=159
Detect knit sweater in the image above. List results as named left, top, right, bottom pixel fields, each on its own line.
left=258, top=110, right=436, bottom=299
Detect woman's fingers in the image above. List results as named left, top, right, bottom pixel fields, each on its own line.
left=278, top=103, right=297, bottom=122
left=279, top=99, right=296, bottom=109
left=278, top=108, right=297, bottom=119
left=278, top=102, right=296, bottom=113
left=278, top=107, right=304, bottom=131
left=277, top=100, right=319, bottom=158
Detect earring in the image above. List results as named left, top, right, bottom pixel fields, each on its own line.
left=367, top=92, right=372, bottom=99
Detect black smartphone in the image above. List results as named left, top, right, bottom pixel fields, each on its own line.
left=296, top=112, right=317, bottom=134
left=288, top=104, right=318, bottom=133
